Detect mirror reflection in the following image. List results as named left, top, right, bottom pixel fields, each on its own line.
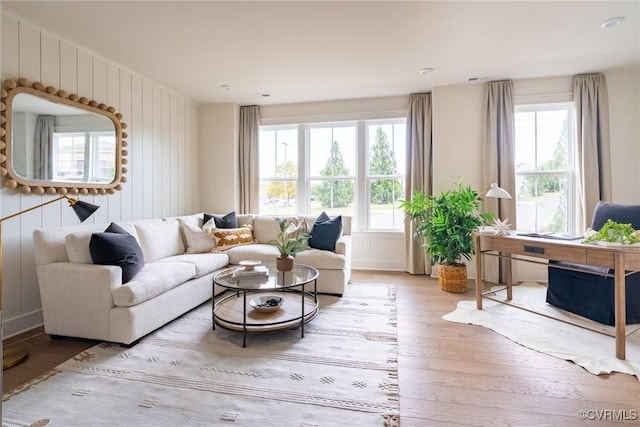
left=11, top=93, right=117, bottom=184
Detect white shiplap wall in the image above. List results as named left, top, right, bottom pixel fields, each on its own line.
left=0, top=12, right=200, bottom=337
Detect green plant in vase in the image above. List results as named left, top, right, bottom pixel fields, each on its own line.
left=400, top=180, right=495, bottom=292
left=270, top=218, right=310, bottom=271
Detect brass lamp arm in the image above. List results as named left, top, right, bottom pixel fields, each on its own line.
left=0, top=195, right=76, bottom=223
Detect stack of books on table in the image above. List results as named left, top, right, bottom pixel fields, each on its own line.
left=232, top=265, right=268, bottom=278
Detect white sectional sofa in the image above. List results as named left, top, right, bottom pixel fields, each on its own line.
left=32, top=213, right=351, bottom=345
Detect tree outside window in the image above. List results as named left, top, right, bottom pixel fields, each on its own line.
left=312, top=140, right=354, bottom=208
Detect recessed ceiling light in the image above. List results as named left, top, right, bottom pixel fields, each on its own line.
left=601, top=16, right=624, bottom=29
left=420, top=67, right=434, bottom=75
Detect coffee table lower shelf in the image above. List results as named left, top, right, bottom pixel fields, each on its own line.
left=213, top=291, right=318, bottom=333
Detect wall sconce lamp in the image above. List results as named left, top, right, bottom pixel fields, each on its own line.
left=2, top=195, right=99, bottom=370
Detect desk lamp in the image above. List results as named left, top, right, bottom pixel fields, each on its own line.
left=484, top=183, right=512, bottom=235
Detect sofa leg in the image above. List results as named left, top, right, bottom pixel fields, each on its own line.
left=120, top=339, right=140, bottom=348
left=49, top=334, right=71, bottom=341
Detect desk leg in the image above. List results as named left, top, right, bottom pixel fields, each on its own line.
left=615, top=252, right=626, bottom=360
left=505, top=252, right=512, bottom=301
left=474, top=234, right=483, bottom=310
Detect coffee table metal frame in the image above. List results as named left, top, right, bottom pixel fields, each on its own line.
left=212, top=263, right=319, bottom=347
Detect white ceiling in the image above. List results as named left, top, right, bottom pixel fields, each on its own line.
left=2, top=1, right=639, bottom=106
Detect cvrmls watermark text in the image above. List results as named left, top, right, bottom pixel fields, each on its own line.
left=577, top=409, right=638, bottom=421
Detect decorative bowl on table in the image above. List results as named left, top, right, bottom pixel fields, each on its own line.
left=238, top=259, right=262, bottom=271
left=249, top=295, right=284, bottom=313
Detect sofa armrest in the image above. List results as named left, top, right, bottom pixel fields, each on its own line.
left=36, top=262, right=122, bottom=340
left=335, top=235, right=352, bottom=282
left=335, top=234, right=350, bottom=256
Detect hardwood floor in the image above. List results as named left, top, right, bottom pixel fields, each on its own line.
left=4, top=270, right=640, bottom=425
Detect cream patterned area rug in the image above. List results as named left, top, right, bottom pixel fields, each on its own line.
left=3, top=285, right=399, bottom=426
left=443, top=282, right=640, bottom=380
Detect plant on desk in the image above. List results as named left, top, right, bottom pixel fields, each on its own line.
left=400, top=180, right=495, bottom=292
left=583, top=219, right=640, bottom=245
left=270, top=218, right=310, bottom=272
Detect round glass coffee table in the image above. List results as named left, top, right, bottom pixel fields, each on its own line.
left=212, top=262, right=319, bottom=347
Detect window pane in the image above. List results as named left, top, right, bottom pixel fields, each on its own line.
left=515, top=109, right=570, bottom=171
left=515, top=104, right=573, bottom=233
left=259, top=179, right=298, bottom=215
left=514, top=112, right=536, bottom=168
left=368, top=124, right=404, bottom=176
left=259, top=127, right=298, bottom=213
left=259, top=127, right=297, bottom=177
left=55, top=133, right=86, bottom=180
left=367, top=122, right=406, bottom=230
left=309, top=179, right=354, bottom=218
left=516, top=174, right=569, bottom=232
left=536, top=110, right=569, bottom=170
left=93, top=132, right=116, bottom=182
left=309, top=126, right=355, bottom=177
left=369, top=178, right=404, bottom=229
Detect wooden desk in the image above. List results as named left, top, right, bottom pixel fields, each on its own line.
left=473, top=232, right=640, bottom=360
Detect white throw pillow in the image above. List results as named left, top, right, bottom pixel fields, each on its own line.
left=179, top=219, right=216, bottom=253
left=65, top=231, right=94, bottom=264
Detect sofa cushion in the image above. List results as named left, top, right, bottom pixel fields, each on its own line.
left=66, top=223, right=138, bottom=264
left=89, top=223, right=145, bottom=283
left=171, top=213, right=203, bottom=228
left=160, top=253, right=229, bottom=278
left=204, top=211, right=238, bottom=229
left=225, top=243, right=280, bottom=265
left=309, top=213, right=343, bottom=252
left=134, top=219, right=185, bottom=263
left=295, top=248, right=346, bottom=270
left=178, top=220, right=216, bottom=253
left=207, top=226, right=255, bottom=249
left=111, top=262, right=196, bottom=307
left=252, top=216, right=282, bottom=243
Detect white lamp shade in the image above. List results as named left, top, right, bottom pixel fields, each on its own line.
left=486, top=183, right=512, bottom=199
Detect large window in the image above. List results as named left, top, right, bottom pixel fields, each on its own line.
left=259, top=118, right=406, bottom=230
left=514, top=103, right=576, bottom=233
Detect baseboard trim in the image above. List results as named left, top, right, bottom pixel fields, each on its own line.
left=3, top=309, right=44, bottom=340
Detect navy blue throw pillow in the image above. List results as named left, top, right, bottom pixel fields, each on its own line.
left=90, top=223, right=144, bottom=284
left=203, top=211, right=238, bottom=229
left=309, top=213, right=343, bottom=252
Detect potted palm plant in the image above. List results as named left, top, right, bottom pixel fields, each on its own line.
left=270, top=218, right=310, bottom=271
left=400, top=181, right=494, bottom=292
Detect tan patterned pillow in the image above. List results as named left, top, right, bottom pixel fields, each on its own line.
left=285, top=218, right=310, bottom=239
left=207, top=226, right=255, bottom=249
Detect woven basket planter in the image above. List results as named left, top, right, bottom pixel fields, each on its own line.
left=437, top=263, right=468, bottom=293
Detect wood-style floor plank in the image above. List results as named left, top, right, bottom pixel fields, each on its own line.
left=3, top=270, right=640, bottom=425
